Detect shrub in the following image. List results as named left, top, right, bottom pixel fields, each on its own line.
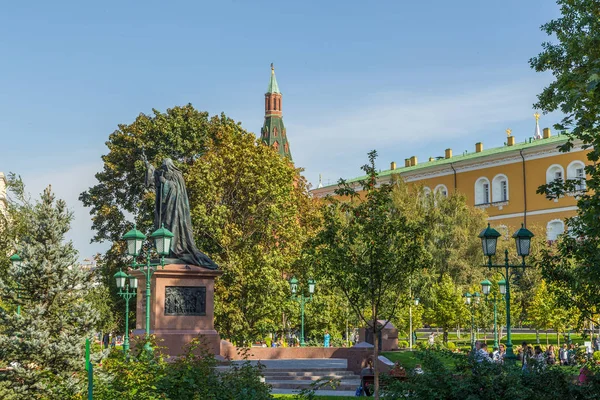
left=381, top=349, right=600, bottom=400
left=94, top=336, right=271, bottom=400
left=399, top=341, right=409, bottom=349
left=593, top=351, right=600, bottom=362
left=445, top=342, right=456, bottom=351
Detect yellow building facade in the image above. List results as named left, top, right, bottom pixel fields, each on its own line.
left=312, top=129, right=589, bottom=241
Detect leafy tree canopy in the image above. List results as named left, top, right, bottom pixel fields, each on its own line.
left=81, top=105, right=319, bottom=343
left=186, top=124, right=318, bottom=343
left=530, top=0, right=600, bottom=323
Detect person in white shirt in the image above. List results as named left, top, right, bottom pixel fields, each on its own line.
left=492, top=346, right=500, bottom=362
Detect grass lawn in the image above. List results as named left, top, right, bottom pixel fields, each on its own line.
left=272, top=396, right=355, bottom=400
left=381, top=350, right=457, bottom=370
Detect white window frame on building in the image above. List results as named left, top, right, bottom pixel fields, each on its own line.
left=434, top=184, right=448, bottom=198
left=474, top=177, right=491, bottom=206
left=567, top=160, right=586, bottom=192
left=492, top=174, right=509, bottom=203
left=546, top=164, right=565, bottom=185
left=546, top=219, right=565, bottom=243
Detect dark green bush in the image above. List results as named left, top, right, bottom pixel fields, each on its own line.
left=94, top=336, right=271, bottom=400
left=382, top=349, right=600, bottom=400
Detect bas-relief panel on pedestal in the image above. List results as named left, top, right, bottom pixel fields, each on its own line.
left=164, top=286, right=206, bottom=316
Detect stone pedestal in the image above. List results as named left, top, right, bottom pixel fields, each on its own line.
left=359, top=320, right=399, bottom=351
left=132, top=264, right=223, bottom=356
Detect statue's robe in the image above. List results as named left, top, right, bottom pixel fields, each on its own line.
left=146, top=158, right=217, bottom=269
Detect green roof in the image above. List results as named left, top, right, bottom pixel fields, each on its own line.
left=267, top=66, right=280, bottom=94
left=324, top=134, right=568, bottom=188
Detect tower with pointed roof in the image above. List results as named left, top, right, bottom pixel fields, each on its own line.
left=261, top=64, right=292, bottom=160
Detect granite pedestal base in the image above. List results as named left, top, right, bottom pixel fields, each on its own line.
left=132, top=263, right=223, bottom=356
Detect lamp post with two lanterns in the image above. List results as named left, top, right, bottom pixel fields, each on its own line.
left=464, top=291, right=480, bottom=349
left=288, top=277, right=316, bottom=347
left=480, top=279, right=503, bottom=350
left=113, top=270, right=138, bottom=355
left=478, top=223, right=534, bottom=360
left=120, top=223, right=174, bottom=352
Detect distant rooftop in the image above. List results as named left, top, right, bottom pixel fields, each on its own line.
left=319, top=134, right=568, bottom=189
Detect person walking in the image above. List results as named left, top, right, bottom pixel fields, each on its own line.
left=519, top=341, right=528, bottom=369
left=546, top=345, right=556, bottom=366
left=568, top=344, right=576, bottom=365
left=559, top=344, right=569, bottom=366
left=324, top=330, right=331, bottom=348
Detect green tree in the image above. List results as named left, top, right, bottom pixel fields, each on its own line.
left=184, top=122, right=318, bottom=344
left=529, top=280, right=579, bottom=346
left=311, top=151, right=429, bottom=399
left=390, top=182, right=487, bottom=342
left=81, top=105, right=319, bottom=344
left=424, top=274, right=467, bottom=344
left=528, top=280, right=554, bottom=345
left=0, top=181, right=96, bottom=398
left=530, top=0, right=600, bottom=324
left=421, top=191, right=488, bottom=287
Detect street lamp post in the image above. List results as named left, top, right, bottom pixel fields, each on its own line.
left=9, top=254, right=23, bottom=315
left=289, top=277, right=316, bottom=347
left=409, top=297, right=420, bottom=350
left=464, top=291, right=480, bottom=348
left=478, top=223, right=534, bottom=360
left=481, top=279, right=502, bottom=350
left=113, top=270, right=138, bottom=356
left=122, top=223, right=174, bottom=352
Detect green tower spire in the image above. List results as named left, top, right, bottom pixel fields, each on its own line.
left=267, top=63, right=280, bottom=94
left=261, top=64, right=292, bottom=160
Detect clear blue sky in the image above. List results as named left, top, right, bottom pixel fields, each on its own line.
left=0, top=0, right=561, bottom=258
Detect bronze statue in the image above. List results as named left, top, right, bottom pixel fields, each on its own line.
left=142, top=153, right=217, bottom=269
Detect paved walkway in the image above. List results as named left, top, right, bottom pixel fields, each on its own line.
left=270, top=388, right=357, bottom=396
left=222, top=358, right=348, bottom=369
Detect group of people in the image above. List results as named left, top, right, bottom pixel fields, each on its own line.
left=471, top=340, right=586, bottom=369
left=471, top=341, right=506, bottom=363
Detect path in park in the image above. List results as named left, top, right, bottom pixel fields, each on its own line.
left=218, top=358, right=359, bottom=396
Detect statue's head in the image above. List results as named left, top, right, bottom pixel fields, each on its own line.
left=161, top=158, right=175, bottom=170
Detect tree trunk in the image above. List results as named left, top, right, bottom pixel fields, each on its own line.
left=536, top=329, right=540, bottom=344
left=373, top=319, right=380, bottom=400
left=443, top=329, right=448, bottom=344
left=546, top=330, right=549, bottom=346
left=557, top=331, right=560, bottom=347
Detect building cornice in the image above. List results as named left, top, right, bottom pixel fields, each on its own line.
left=312, top=140, right=588, bottom=197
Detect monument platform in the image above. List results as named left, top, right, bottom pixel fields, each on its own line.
left=132, top=263, right=223, bottom=356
